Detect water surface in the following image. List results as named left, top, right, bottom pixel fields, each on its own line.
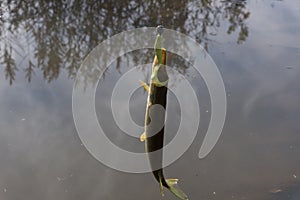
left=0, top=0, right=299, bottom=199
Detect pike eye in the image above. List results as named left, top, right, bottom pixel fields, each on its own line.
left=157, top=67, right=168, bottom=83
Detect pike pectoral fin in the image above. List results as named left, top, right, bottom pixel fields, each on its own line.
left=166, top=179, right=189, bottom=200
left=140, top=132, right=146, bottom=142
left=139, top=80, right=149, bottom=92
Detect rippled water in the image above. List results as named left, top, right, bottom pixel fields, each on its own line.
left=0, top=0, right=299, bottom=199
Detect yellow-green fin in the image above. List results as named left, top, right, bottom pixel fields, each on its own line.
left=159, top=176, right=165, bottom=196
left=140, top=132, right=146, bottom=142
left=166, top=178, right=178, bottom=185
left=166, top=179, right=188, bottom=200
left=139, top=80, right=149, bottom=92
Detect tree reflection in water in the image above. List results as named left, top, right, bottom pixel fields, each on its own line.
left=0, top=0, right=249, bottom=85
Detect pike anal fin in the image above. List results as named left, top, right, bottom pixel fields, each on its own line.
left=159, top=176, right=165, bottom=196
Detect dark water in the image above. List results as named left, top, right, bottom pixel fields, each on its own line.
left=1, top=0, right=300, bottom=199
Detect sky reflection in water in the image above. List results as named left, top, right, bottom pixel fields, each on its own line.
left=0, top=0, right=300, bottom=200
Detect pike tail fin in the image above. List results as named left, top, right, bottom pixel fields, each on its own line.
left=166, top=178, right=189, bottom=200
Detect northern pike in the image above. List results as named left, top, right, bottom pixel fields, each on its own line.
left=139, top=26, right=188, bottom=200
